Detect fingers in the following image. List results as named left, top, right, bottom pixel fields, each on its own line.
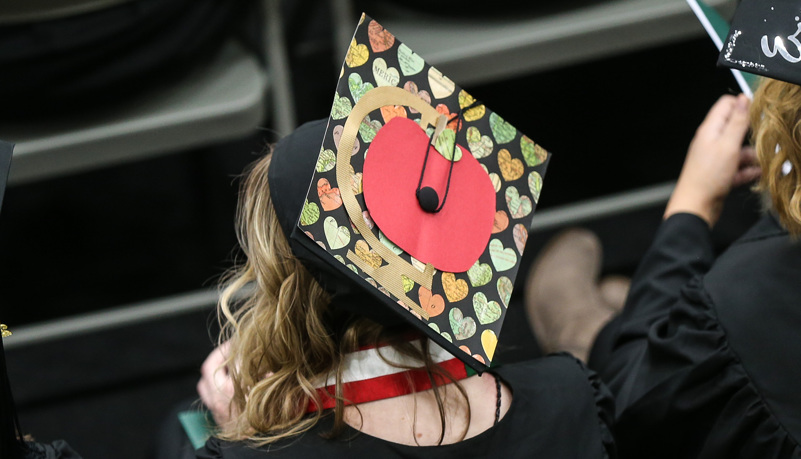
left=699, top=94, right=739, bottom=136
left=733, top=145, right=762, bottom=187
left=720, top=94, right=751, bottom=147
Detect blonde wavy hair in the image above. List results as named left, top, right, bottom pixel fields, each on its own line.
left=214, top=150, right=469, bottom=446
left=750, top=78, right=801, bottom=235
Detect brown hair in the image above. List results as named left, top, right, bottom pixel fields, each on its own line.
left=215, top=151, right=469, bottom=446
left=750, top=78, right=801, bottom=235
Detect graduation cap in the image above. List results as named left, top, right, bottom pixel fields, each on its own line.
left=273, top=14, right=550, bottom=373
left=717, top=0, right=801, bottom=87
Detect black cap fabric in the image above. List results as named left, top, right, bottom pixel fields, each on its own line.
left=719, top=0, right=801, bottom=86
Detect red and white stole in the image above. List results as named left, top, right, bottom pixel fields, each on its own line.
left=307, top=340, right=474, bottom=412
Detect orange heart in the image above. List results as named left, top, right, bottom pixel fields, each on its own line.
left=498, top=149, right=524, bottom=181
left=418, top=286, right=445, bottom=317
left=459, top=345, right=471, bottom=355
left=436, top=104, right=459, bottom=131
left=368, top=20, right=395, bottom=52
left=492, top=210, right=509, bottom=234
left=441, top=272, right=469, bottom=302
left=380, top=105, right=407, bottom=124
left=355, top=240, right=383, bottom=269
left=317, top=178, right=342, bottom=211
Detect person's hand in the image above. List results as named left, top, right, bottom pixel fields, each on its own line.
left=665, top=94, right=762, bottom=226
left=197, top=341, right=235, bottom=426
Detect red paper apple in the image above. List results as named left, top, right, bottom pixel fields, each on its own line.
left=362, top=117, right=496, bottom=273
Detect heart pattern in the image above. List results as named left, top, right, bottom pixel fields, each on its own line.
left=333, top=125, right=360, bottom=155
left=345, top=39, right=369, bottom=67
left=380, top=105, right=407, bottom=124
left=521, top=135, right=548, bottom=167
left=498, top=149, right=524, bottom=181
left=331, top=92, right=352, bottom=120
left=315, top=148, right=336, bottom=172
left=429, top=323, right=453, bottom=343
left=418, top=286, right=445, bottom=317
left=362, top=210, right=375, bottom=230
left=355, top=240, right=383, bottom=269
left=403, top=81, right=431, bottom=113
left=323, top=216, right=351, bottom=250
left=490, top=112, right=516, bottom=144
left=317, top=178, right=342, bottom=211
left=348, top=73, right=374, bottom=102
left=489, top=239, right=517, bottom=272
left=528, top=171, right=543, bottom=203
left=379, top=231, right=403, bottom=255
left=428, top=66, right=455, bottom=99
left=467, top=261, right=492, bottom=287
left=505, top=186, right=532, bottom=219
left=373, top=58, right=400, bottom=87
left=449, top=308, right=476, bottom=340
left=489, top=173, right=501, bottom=192
left=441, top=272, right=469, bottom=302
left=481, top=329, right=497, bottom=360
left=492, top=210, right=509, bottom=234
left=458, top=90, right=486, bottom=121
left=350, top=165, right=363, bottom=194
left=401, top=275, right=414, bottom=293
left=513, top=224, right=528, bottom=254
left=398, top=43, right=425, bottom=76
left=473, top=292, right=502, bottom=325
left=466, top=126, right=493, bottom=159
left=434, top=129, right=460, bottom=161
left=497, top=277, right=513, bottom=308
left=368, top=20, right=395, bottom=52
left=300, top=200, right=320, bottom=226
left=359, top=116, right=382, bottom=143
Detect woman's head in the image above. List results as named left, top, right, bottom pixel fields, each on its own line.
left=750, top=78, right=801, bottom=235
left=216, top=127, right=467, bottom=445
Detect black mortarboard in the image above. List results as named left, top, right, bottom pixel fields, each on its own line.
left=718, top=0, right=801, bottom=86
left=271, top=14, right=551, bottom=373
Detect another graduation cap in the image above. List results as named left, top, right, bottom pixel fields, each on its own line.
left=0, top=141, right=26, bottom=459
left=285, top=14, right=550, bottom=372
left=717, top=0, right=801, bottom=87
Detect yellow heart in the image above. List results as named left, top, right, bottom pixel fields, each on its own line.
left=481, top=329, right=497, bottom=361
left=441, top=272, right=469, bottom=302
left=498, top=149, right=524, bottom=181
left=355, top=240, right=383, bottom=269
left=458, top=90, right=486, bottom=122
left=345, top=39, right=369, bottom=68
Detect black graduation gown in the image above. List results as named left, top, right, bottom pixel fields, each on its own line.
left=196, top=354, right=617, bottom=458
left=593, top=213, right=801, bottom=458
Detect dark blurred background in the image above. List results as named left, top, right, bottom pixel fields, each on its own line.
left=0, top=0, right=760, bottom=457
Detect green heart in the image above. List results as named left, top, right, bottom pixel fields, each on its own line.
left=348, top=73, right=374, bottom=103
left=372, top=57, right=400, bottom=87
left=467, top=260, right=493, bottom=287
left=323, top=216, right=351, bottom=250
left=379, top=231, right=403, bottom=255
left=466, top=126, right=493, bottom=159
left=359, top=116, right=382, bottom=143
left=434, top=129, right=461, bottom=161
left=520, top=135, right=548, bottom=167
left=497, top=276, right=513, bottom=308
left=528, top=171, right=543, bottom=204
left=489, top=173, right=501, bottom=193
left=489, top=239, right=517, bottom=272
left=401, top=274, right=414, bottom=293
left=473, top=292, right=502, bottom=325
left=505, top=186, right=532, bottom=219
left=449, top=308, right=477, bottom=340
left=315, top=148, right=336, bottom=172
left=398, top=43, right=425, bottom=76
left=335, top=255, right=358, bottom=274
left=300, top=200, right=320, bottom=226
left=331, top=92, right=352, bottom=120
left=489, top=112, right=516, bottom=144
left=428, top=323, right=453, bottom=343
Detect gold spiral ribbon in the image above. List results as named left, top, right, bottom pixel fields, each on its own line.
left=1, top=323, right=10, bottom=338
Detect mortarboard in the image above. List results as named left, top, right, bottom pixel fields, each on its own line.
left=272, top=14, right=550, bottom=373
left=717, top=0, right=801, bottom=87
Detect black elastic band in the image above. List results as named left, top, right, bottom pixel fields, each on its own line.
left=415, top=100, right=482, bottom=213
left=494, top=373, right=501, bottom=425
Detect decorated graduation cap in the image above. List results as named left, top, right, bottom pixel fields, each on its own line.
left=278, top=14, right=550, bottom=373
left=717, top=0, right=801, bottom=87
